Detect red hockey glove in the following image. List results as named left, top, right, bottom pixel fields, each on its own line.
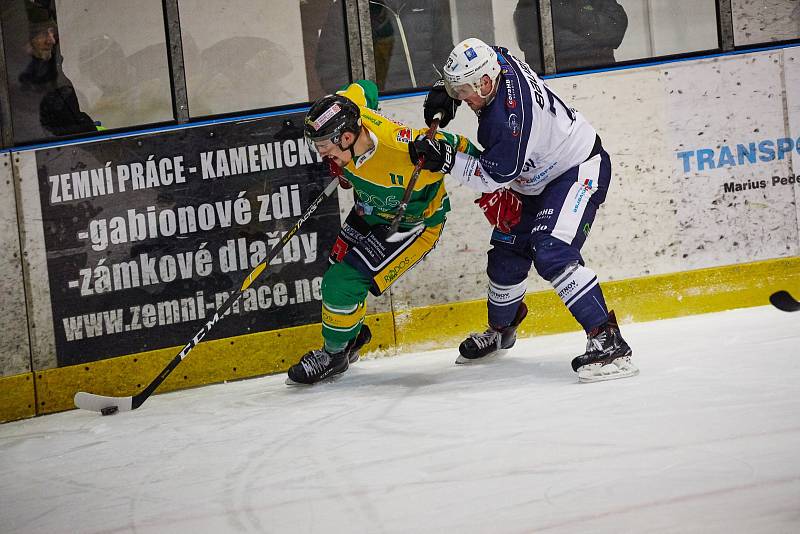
left=325, top=157, right=352, bottom=189
left=475, top=189, right=522, bottom=232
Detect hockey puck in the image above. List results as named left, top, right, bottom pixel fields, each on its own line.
left=100, top=406, right=119, bottom=416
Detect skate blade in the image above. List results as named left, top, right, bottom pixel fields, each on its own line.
left=285, top=372, right=346, bottom=387
left=455, top=349, right=506, bottom=365
left=577, top=358, right=639, bottom=383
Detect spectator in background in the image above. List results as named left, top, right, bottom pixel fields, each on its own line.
left=513, top=0, right=543, bottom=73
left=316, top=0, right=454, bottom=93
left=552, top=0, right=627, bottom=70
left=514, top=0, right=628, bottom=72
left=8, top=0, right=96, bottom=142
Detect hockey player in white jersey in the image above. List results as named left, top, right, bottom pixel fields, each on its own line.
left=408, top=38, right=637, bottom=382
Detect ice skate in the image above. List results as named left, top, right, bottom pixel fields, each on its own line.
left=571, top=311, right=637, bottom=383
left=456, top=303, right=527, bottom=364
left=286, top=325, right=372, bottom=386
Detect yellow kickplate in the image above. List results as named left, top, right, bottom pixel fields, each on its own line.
left=0, top=373, right=36, bottom=423
left=34, top=313, right=394, bottom=415
left=396, top=256, right=800, bottom=350
left=23, top=256, right=800, bottom=419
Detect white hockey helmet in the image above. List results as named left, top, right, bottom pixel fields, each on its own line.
left=443, top=38, right=501, bottom=100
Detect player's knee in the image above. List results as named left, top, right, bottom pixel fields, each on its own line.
left=532, top=236, right=583, bottom=281
left=487, top=248, right=532, bottom=285
left=321, top=262, right=370, bottom=305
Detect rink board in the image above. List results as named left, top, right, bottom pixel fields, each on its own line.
left=2, top=255, right=795, bottom=418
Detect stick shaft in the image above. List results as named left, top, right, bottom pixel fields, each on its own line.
left=76, top=177, right=340, bottom=412
left=388, top=115, right=443, bottom=234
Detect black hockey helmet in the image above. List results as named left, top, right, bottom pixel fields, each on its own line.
left=303, top=94, right=361, bottom=146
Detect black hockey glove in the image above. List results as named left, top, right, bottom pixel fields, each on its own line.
left=424, top=79, right=461, bottom=128
left=408, top=134, right=455, bottom=174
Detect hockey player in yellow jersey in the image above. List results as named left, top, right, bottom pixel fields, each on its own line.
left=286, top=80, right=477, bottom=385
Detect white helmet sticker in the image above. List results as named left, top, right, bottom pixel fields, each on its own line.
left=312, top=103, right=341, bottom=131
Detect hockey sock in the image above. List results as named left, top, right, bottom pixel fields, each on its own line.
left=550, top=263, right=608, bottom=331
left=487, top=279, right=527, bottom=327
left=324, top=339, right=349, bottom=354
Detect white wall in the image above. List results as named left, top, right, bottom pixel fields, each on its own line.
left=379, top=48, right=800, bottom=308
left=616, top=0, right=719, bottom=61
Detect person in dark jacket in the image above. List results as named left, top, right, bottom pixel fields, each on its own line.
left=315, top=0, right=454, bottom=93
left=514, top=0, right=628, bottom=72
left=6, top=0, right=96, bottom=142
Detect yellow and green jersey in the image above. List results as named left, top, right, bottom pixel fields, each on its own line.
left=337, top=81, right=479, bottom=229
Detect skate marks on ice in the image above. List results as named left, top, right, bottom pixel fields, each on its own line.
left=1, top=306, right=799, bottom=533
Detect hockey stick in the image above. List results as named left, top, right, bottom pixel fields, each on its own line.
left=74, top=175, right=341, bottom=415
left=386, top=113, right=443, bottom=243
left=770, top=290, right=800, bottom=312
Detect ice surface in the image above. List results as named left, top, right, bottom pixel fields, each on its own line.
left=1, top=306, right=799, bottom=533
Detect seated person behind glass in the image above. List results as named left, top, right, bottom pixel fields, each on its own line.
left=514, top=0, right=627, bottom=72
left=553, top=0, right=628, bottom=70
left=19, top=14, right=96, bottom=137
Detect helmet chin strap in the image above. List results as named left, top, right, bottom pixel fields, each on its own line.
left=336, top=139, right=356, bottom=161
left=336, top=128, right=363, bottom=161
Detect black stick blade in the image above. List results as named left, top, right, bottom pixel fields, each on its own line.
left=770, top=290, right=800, bottom=312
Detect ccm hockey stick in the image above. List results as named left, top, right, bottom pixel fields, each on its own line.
left=386, top=113, right=443, bottom=242
left=770, top=290, right=800, bottom=312
left=75, top=175, right=341, bottom=415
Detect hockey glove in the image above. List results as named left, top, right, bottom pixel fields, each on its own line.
left=476, top=189, right=522, bottom=232
left=325, top=157, right=352, bottom=189
left=408, top=134, right=456, bottom=174
left=424, top=79, right=461, bottom=128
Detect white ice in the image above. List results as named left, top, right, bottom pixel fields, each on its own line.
left=1, top=305, right=799, bottom=534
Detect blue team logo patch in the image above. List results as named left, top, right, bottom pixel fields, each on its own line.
left=464, top=47, right=477, bottom=60
left=491, top=229, right=516, bottom=244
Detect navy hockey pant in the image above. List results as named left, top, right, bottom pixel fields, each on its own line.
left=486, top=149, right=612, bottom=332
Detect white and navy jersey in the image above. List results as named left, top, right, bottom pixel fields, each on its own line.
left=451, top=48, right=597, bottom=195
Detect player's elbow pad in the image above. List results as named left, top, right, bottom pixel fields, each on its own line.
left=450, top=152, right=508, bottom=193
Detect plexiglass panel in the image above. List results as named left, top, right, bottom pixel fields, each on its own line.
left=179, top=0, right=333, bottom=117
left=388, top=0, right=544, bottom=85
left=553, top=1, right=719, bottom=72
left=1, top=0, right=173, bottom=145
left=360, top=1, right=455, bottom=92
left=732, top=0, right=800, bottom=46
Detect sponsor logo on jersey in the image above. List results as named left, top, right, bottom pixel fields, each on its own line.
left=582, top=179, right=594, bottom=191
left=383, top=256, right=413, bottom=284
left=396, top=128, right=412, bottom=143
left=522, top=157, right=536, bottom=173
left=465, top=47, right=477, bottom=60
left=508, top=114, right=520, bottom=137
left=535, top=208, right=554, bottom=219
left=531, top=224, right=548, bottom=233
left=504, top=79, right=517, bottom=109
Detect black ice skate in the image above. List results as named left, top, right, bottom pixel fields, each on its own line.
left=571, top=310, right=638, bottom=383
left=456, top=303, right=528, bottom=364
left=286, top=325, right=372, bottom=386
